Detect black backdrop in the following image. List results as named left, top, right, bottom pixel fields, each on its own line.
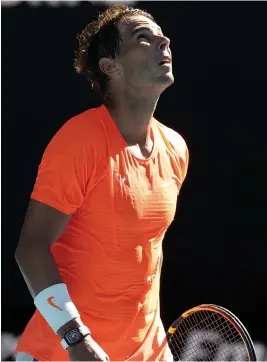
left=2, top=0, right=267, bottom=350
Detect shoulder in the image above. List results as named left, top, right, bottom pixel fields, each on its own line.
left=155, top=120, right=188, bottom=159
left=155, top=120, right=189, bottom=183
left=45, top=106, right=107, bottom=154
left=54, top=107, right=105, bottom=143
left=38, top=106, right=109, bottom=186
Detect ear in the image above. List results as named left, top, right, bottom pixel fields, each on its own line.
left=99, top=57, right=119, bottom=77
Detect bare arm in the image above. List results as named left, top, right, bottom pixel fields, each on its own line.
left=15, top=199, right=71, bottom=297
left=15, top=199, right=83, bottom=336
left=15, top=199, right=110, bottom=361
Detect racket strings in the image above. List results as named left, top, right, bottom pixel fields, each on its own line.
left=169, top=310, right=248, bottom=361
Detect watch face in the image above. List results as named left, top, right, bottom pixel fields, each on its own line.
left=65, top=329, right=82, bottom=345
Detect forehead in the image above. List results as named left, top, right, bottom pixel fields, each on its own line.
left=117, top=15, right=162, bottom=38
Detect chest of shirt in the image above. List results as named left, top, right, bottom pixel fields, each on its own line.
left=81, top=149, right=180, bottom=234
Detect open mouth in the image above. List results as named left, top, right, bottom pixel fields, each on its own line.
left=159, top=59, right=171, bottom=66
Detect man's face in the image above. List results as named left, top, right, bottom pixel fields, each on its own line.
left=114, top=15, right=174, bottom=90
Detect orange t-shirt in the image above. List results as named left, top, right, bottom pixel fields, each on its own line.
left=16, top=105, right=189, bottom=361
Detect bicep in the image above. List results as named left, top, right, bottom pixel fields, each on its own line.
left=19, top=199, right=72, bottom=248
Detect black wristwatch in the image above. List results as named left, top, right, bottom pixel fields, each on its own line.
left=61, top=326, right=91, bottom=350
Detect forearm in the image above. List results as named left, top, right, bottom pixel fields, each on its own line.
left=15, top=243, right=86, bottom=336
left=15, top=243, right=62, bottom=297
left=14, top=201, right=87, bottom=339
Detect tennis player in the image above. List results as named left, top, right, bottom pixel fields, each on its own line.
left=15, top=4, right=189, bottom=361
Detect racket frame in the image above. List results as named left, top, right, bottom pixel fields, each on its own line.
left=166, top=304, right=257, bottom=361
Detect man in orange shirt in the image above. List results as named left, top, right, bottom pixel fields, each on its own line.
left=15, top=4, right=189, bottom=361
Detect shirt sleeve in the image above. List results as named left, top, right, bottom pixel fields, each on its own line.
left=173, top=136, right=189, bottom=186
left=182, top=144, right=189, bottom=183
left=31, top=123, right=94, bottom=215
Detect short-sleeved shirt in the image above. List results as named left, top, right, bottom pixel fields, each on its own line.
left=16, top=105, right=189, bottom=361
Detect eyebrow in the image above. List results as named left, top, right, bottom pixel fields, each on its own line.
left=131, top=26, right=163, bottom=37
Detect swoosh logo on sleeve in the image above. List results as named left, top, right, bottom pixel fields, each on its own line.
left=47, top=296, right=63, bottom=311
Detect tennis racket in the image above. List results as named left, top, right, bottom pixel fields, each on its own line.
left=166, top=304, right=257, bottom=361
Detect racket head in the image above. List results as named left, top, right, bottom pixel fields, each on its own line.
left=166, top=304, right=257, bottom=361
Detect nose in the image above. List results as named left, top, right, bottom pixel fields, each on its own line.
left=158, top=35, right=170, bottom=50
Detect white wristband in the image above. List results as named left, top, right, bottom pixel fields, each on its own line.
left=34, top=283, right=80, bottom=334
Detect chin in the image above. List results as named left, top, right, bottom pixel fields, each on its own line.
left=157, top=73, right=174, bottom=88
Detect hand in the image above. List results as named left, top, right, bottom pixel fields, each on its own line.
left=67, top=334, right=109, bottom=361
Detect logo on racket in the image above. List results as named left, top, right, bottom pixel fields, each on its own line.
left=47, top=296, right=63, bottom=311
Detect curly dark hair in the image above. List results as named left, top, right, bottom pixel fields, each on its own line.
left=74, top=4, right=155, bottom=98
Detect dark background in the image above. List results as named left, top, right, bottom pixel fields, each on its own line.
left=2, top=0, right=267, bottom=357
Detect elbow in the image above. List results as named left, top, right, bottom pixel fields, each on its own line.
left=15, top=237, right=36, bottom=265
left=15, top=241, right=26, bottom=265
left=15, top=236, right=50, bottom=265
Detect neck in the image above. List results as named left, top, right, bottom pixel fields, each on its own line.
left=106, top=86, right=160, bottom=146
